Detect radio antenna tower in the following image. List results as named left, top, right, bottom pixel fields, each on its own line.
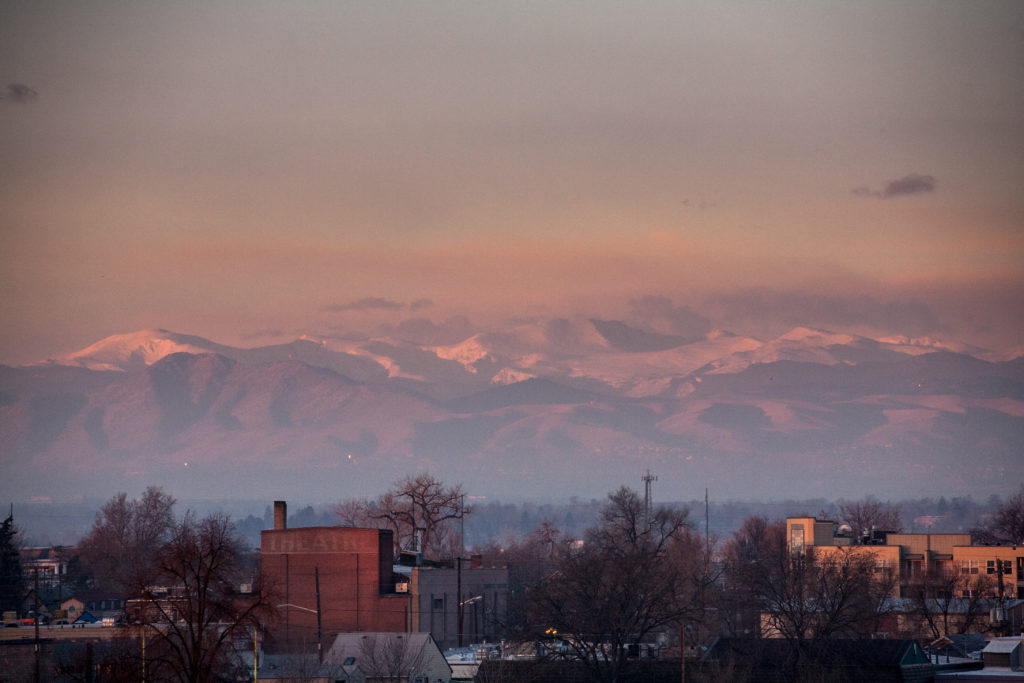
left=642, top=470, right=658, bottom=517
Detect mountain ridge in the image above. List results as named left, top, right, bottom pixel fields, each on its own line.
left=4, top=322, right=1021, bottom=503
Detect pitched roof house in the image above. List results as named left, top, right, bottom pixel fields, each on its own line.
left=324, top=632, right=451, bottom=683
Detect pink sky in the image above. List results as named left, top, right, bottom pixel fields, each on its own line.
left=1, top=2, right=1022, bottom=364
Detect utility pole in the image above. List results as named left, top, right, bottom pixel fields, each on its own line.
left=705, top=488, right=710, bottom=565
left=457, top=557, right=463, bottom=648
left=680, top=623, right=691, bottom=683
left=705, top=488, right=709, bottom=539
left=33, top=570, right=40, bottom=683
left=315, top=567, right=323, bottom=664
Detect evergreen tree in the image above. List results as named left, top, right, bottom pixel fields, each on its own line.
left=0, top=512, right=25, bottom=613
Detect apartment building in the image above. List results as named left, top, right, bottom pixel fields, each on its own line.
left=785, top=516, right=1024, bottom=599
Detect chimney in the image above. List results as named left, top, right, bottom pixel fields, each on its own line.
left=274, top=501, right=287, bottom=530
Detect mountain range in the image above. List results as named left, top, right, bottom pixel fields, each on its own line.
left=2, top=320, right=1022, bottom=503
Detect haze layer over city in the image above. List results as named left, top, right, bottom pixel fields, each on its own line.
left=2, top=3, right=1022, bottom=507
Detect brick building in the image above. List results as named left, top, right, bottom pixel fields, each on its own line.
left=260, top=502, right=410, bottom=649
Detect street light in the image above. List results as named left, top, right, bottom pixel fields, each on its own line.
left=276, top=566, right=324, bottom=662
left=276, top=603, right=323, bottom=663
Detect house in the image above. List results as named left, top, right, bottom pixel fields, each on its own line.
left=255, top=653, right=366, bottom=683
left=62, top=592, right=124, bottom=621
left=20, top=546, right=69, bottom=588
left=324, top=632, right=451, bottom=683
left=59, top=597, right=85, bottom=623
left=72, top=611, right=98, bottom=624
left=981, top=637, right=1022, bottom=671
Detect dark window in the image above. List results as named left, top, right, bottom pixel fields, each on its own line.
left=432, top=598, right=443, bottom=610
left=343, top=656, right=356, bottom=666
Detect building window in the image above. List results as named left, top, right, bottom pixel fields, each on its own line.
left=904, top=559, right=922, bottom=579
left=959, top=560, right=979, bottom=575
left=790, top=525, right=805, bottom=556
left=987, top=559, right=1012, bottom=575
left=432, top=598, right=443, bottom=610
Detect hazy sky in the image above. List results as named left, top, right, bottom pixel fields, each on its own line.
left=2, top=1, right=1022, bottom=364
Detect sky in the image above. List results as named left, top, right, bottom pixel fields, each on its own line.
left=2, top=1, right=1023, bottom=365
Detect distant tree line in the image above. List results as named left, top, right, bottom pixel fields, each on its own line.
left=14, top=488, right=1012, bottom=550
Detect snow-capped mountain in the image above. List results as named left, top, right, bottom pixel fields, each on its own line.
left=53, top=329, right=220, bottom=372
left=5, top=321, right=1022, bottom=503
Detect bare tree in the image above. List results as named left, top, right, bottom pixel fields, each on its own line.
left=132, top=512, right=276, bottom=683
left=334, top=497, right=373, bottom=528
left=486, top=521, right=565, bottom=640
left=366, top=473, right=466, bottom=560
left=357, top=633, right=417, bottom=683
left=524, top=487, right=710, bottom=683
left=906, top=568, right=995, bottom=638
left=724, top=515, right=897, bottom=679
left=720, top=516, right=788, bottom=637
left=53, top=638, right=144, bottom=682
left=974, top=485, right=1024, bottom=545
left=764, top=548, right=894, bottom=638
left=838, top=498, right=902, bottom=539
left=76, top=487, right=176, bottom=592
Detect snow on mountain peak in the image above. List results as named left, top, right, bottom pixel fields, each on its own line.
left=432, top=334, right=493, bottom=372
left=50, top=329, right=213, bottom=372
left=491, top=367, right=536, bottom=385
left=777, top=327, right=858, bottom=346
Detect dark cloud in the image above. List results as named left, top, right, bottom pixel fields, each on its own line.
left=2, top=83, right=38, bottom=103
left=853, top=173, right=936, bottom=199
left=706, top=288, right=942, bottom=338
left=410, top=298, right=434, bottom=311
left=882, top=173, right=936, bottom=197
left=325, top=297, right=404, bottom=312
left=626, top=295, right=712, bottom=336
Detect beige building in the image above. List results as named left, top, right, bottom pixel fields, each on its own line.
left=951, top=545, right=1024, bottom=599
left=785, top=516, right=1024, bottom=599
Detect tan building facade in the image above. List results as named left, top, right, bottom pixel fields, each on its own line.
left=951, top=545, right=1024, bottom=599
left=785, top=516, right=1024, bottom=599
